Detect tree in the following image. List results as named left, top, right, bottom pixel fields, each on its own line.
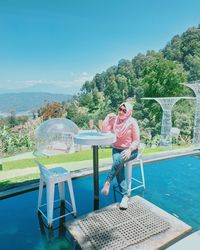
left=141, top=55, right=187, bottom=97
left=38, top=102, right=64, bottom=121
left=162, top=26, right=200, bottom=81
left=184, top=54, right=200, bottom=81
left=162, top=35, right=183, bottom=62
left=181, top=27, right=200, bottom=59
left=93, top=73, right=105, bottom=92
left=65, top=102, right=89, bottom=128
left=104, top=77, right=122, bottom=107
left=7, top=111, right=17, bottom=127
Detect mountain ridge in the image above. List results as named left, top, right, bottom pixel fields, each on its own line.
left=0, top=83, right=73, bottom=95
left=0, top=92, right=72, bottom=113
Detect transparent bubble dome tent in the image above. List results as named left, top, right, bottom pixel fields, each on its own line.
left=35, top=118, right=79, bottom=156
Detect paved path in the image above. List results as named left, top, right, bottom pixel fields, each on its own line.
left=1, top=147, right=199, bottom=182
left=0, top=158, right=113, bottom=181
left=2, top=151, right=35, bottom=162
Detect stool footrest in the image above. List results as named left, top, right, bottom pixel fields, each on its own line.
left=132, top=177, right=143, bottom=184
left=38, top=199, right=76, bottom=223
left=131, top=184, right=145, bottom=191
left=38, top=208, right=75, bottom=223
left=113, top=176, right=145, bottom=196
left=39, top=198, right=73, bottom=209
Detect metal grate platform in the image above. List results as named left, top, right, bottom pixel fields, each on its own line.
left=66, top=196, right=192, bottom=250
left=78, top=200, right=170, bottom=250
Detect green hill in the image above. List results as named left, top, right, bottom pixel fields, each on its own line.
left=66, top=25, right=199, bottom=144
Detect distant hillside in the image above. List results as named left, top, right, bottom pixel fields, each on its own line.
left=0, top=92, right=72, bottom=112
left=66, top=25, right=199, bottom=138
left=0, top=83, right=73, bottom=95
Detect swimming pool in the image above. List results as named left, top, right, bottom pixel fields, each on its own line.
left=0, top=155, right=200, bottom=250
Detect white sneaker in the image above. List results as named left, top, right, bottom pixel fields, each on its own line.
left=119, top=195, right=129, bottom=210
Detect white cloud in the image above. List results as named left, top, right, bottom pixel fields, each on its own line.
left=15, top=79, right=69, bottom=86
left=2, top=72, right=94, bottom=94
left=72, top=72, right=93, bottom=84
left=14, top=72, right=93, bottom=87
left=82, top=72, right=88, bottom=76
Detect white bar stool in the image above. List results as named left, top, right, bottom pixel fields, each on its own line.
left=125, top=143, right=146, bottom=197
left=35, top=160, right=77, bottom=227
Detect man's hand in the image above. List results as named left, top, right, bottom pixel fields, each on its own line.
left=120, top=148, right=131, bottom=161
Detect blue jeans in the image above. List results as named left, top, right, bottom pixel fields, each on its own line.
left=106, top=148, right=138, bottom=193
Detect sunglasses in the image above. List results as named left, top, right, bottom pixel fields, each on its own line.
left=118, top=107, right=127, bottom=114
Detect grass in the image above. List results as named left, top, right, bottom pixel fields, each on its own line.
left=0, top=173, right=39, bottom=188
left=2, top=145, right=188, bottom=171
left=0, top=145, right=191, bottom=190
left=2, top=148, right=112, bottom=171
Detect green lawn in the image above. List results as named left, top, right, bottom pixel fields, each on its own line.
left=0, top=173, right=39, bottom=188
left=2, top=145, right=186, bottom=171
left=0, top=145, right=190, bottom=189
left=2, top=148, right=112, bottom=170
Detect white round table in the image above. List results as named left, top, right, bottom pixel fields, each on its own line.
left=74, top=130, right=116, bottom=209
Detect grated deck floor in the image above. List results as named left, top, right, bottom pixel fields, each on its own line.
left=78, top=200, right=170, bottom=250
left=66, top=196, right=192, bottom=250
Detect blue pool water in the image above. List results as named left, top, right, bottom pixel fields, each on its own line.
left=0, top=155, right=200, bottom=250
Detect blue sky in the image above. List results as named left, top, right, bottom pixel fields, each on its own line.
left=0, top=0, right=200, bottom=94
